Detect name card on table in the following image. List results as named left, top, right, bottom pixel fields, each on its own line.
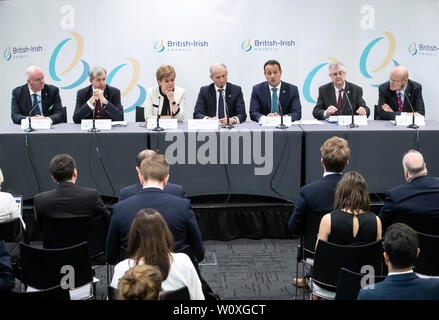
left=81, top=119, right=112, bottom=131
left=337, top=115, right=368, bottom=126
left=147, top=118, right=178, bottom=130
left=259, top=116, right=292, bottom=127
left=395, top=114, right=425, bottom=126
left=188, top=119, right=219, bottom=130
left=21, top=118, right=51, bottom=130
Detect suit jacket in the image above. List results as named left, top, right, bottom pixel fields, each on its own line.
left=0, top=240, right=15, bottom=291
left=11, top=84, right=64, bottom=124
left=312, top=81, right=370, bottom=120
left=34, top=182, right=111, bottom=227
left=118, top=182, right=186, bottom=201
left=288, top=174, right=342, bottom=237
left=73, top=85, right=124, bottom=123
left=357, top=272, right=439, bottom=300
left=250, top=81, right=301, bottom=122
left=105, top=188, right=204, bottom=264
left=377, top=79, right=425, bottom=120
left=379, top=175, right=439, bottom=232
left=144, top=85, right=185, bottom=122
left=193, top=82, right=247, bottom=123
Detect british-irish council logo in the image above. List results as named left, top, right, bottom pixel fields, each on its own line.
left=49, top=32, right=89, bottom=89
left=107, top=58, right=146, bottom=113
left=408, top=42, right=418, bottom=56
left=302, top=57, right=339, bottom=103
left=154, top=40, right=165, bottom=52
left=3, top=46, right=12, bottom=61
left=241, top=39, right=252, bottom=52
left=359, top=31, right=399, bottom=87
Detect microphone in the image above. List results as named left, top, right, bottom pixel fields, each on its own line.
left=222, top=92, right=234, bottom=129
left=276, top=90, right=287, bottom=130
left=343, top=89, right=358, bottom=128
left=401, top=84, right=418, bottom=129
left=88, top=99, right=100, bottom=132
left=25, top=99, right=41, bottom=132
left=152, top=96, right=164, bottom=131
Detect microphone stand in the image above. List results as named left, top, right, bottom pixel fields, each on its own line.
left=344, top=89, right=358, bottom=128
left=222, top=93, right=234, bottom=129
left=276, top=92, right=287, bottom=130
left=403, top=90, right=418, bottom=129
left=152, top=96, right=164, bottom=131
left=25, top=103, right=39, bottom=132
left=88, top=100, right=100, bottom=132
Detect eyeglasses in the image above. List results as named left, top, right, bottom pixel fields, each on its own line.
left=330, top=71, right=345, bottom=77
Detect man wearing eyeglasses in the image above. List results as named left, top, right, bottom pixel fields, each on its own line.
left=376, top=65, right=425, bottom=120
left=312, top=62, right=369, bottom=120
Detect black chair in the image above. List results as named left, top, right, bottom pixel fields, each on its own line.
left=0, top=218, right=25, bottom=242
left=107, top=285, right=117, bottom=300
left=135, top=106, right=145, bottom=122
left=392, top=215, right=439, bottom=236
left=19, top=241, right=95, bottom=299
left=161, top=286, right=190, bottom=300
left=374, top=105, right=381, bottom=120
left=311, top=240, right=384, bottom=299
left=0, top=284, right=70, bottom=300
left=62, top=106, right=67, bottom=123
left=414, top=231, right=439, bottom=276
left=335, top=267, right=386, bottom=300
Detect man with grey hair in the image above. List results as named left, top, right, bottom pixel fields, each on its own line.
left=312, top=62, right=369, bottom=120
left=193, top=63, right=247, bottom=124
left=379, top=150, right=439, bottom=232
left=11, top=65, right=64, bottom=124
left=73, top=66, right=123, bottom=123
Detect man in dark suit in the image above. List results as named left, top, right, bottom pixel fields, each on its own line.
left=73, top=66, right=124, bottom=123
left=250, top=60, right=301, bottom=122
left=119, top=149, right=186, bottom=201
left=11, top=65, right=64, bottom=124
left=106, top=154, right=204, bottom=265
left=377, top=65, right=425, bottom=120
left=288, top=136, right=350, bottom=288
left=0, top=240, right=15, bottom=291
left=358, top=223, right=439, bottom=300
left=193, top=63, right=247, bottom=124
left=379, top=150, right=439, bottom=233
left=34, top=153, right=110, bottom=228
left=312, top=62, right=369, bottom=120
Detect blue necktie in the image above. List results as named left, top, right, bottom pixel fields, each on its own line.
left=32, top=93, right=41, bottom=115
left=218, top=89, right=225, bottom=119
left=271, top=88, right=278, bottom=114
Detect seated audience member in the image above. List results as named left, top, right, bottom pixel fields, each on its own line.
left=358, top=223, right=439, bottom=300
left=111, top=208, right=204, bottom=300
left=0, top=240, right=15, bottom=291
left=11, top=65, right=64, bottom=124
left=379, top=150, right=439, bottom=233
left=249, top=60, right=301, bottom=122
left=106, top=154, right=204, bottom=266
left=312, top=62, right=370, bottom=120
left=193, top=63, right=247, bottom=125
left=119, top=149, right=186, bottom=201
left=117, top=264, right=163, bottom=300
left=34, top=154, right=111, bottom=228
left=376, top=65, right=425, bottom=120
left=0, top=169, right=26, bottom=229
left=73, top=66, right=124, bottom=123
left=144, top=65, right=185, bottom=122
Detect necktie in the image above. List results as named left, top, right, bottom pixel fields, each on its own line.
left=218, top=89, right=225, bottom=119
left=95, top=99, right=102, bottom=119
left=337, top=89, right=343, bottom=111
left=397, top=92, right=403, bottom=112
left=271, top=88, right=278, bottom=114
left=32, top=93, right=41, bottom=115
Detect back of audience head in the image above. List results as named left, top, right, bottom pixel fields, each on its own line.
left=117, top=264, right=163, bottom=300
left=383, top=223, right=419, bottom=271
left=402, top=150, right=427, bottom=182
left=334, top=171, right=370, bottom=213
left=320, top=136, right=350, bottom=172
left=139, top=153, right=170, bottom=183
left=127, top=208, right=174, bottom=280
left=136, top=149, right=157, bottom=168
left=49, top=153, right=77, bottom=184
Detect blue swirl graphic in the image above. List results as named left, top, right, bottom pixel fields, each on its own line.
left=303, top=62, right=328, bottom=103
left=60, top=59, right=90, bottom=89
left=49, top=38, right=71, bottom=81
left=107, top=63, right=126, bottom=85
left=124, top=85, right=147, bottom=113
left=359, top=37, right=383, bottom=79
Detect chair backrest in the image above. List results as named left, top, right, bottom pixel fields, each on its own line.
left=414, top=231, right=439, bottom=276
left=302, top=213, right=324, bottom=257
left=161, top=286, right=190, bottom=300
left=20, top=241, right=93, bottom=290
left=392, top=215, right=439, bottom=236
left=62, top=106, right=67, bottom=123
left=135, top=106, right=145, bottom=122
left=107, top=285, right=118, bottom=300
left=335, top=267, right=386, bottom=300
left=0, top=284, right=71, bottom=300
left=374, top=105, right=381, bottom=120
left=0, top=218, right=24, bottom=242
left=312, top=240, right=384, bottom=291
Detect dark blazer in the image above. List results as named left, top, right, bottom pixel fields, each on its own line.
left=73, top=84, right=124, bottom=123
left=249, top=81, right=301, bottom=122
left=357, top=272, right=439, bottom=300
left=118, top=182, right=186, bottom=201
left=379, top=175, right=439, bottom=232
left=193, top=82, right=247, bottom=123
left=377, top=79, right=425, bottom=120
left=0, top=240, right=15, bottom=291
left=288, top=173, right=342, bottom=237
left=34, top=182, right=111, bottom=227
left=312, top=81, right=370, bottom=120
left=11, top=84, right=64, bottom=124
left=105, top=188, right=204, bottom=264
